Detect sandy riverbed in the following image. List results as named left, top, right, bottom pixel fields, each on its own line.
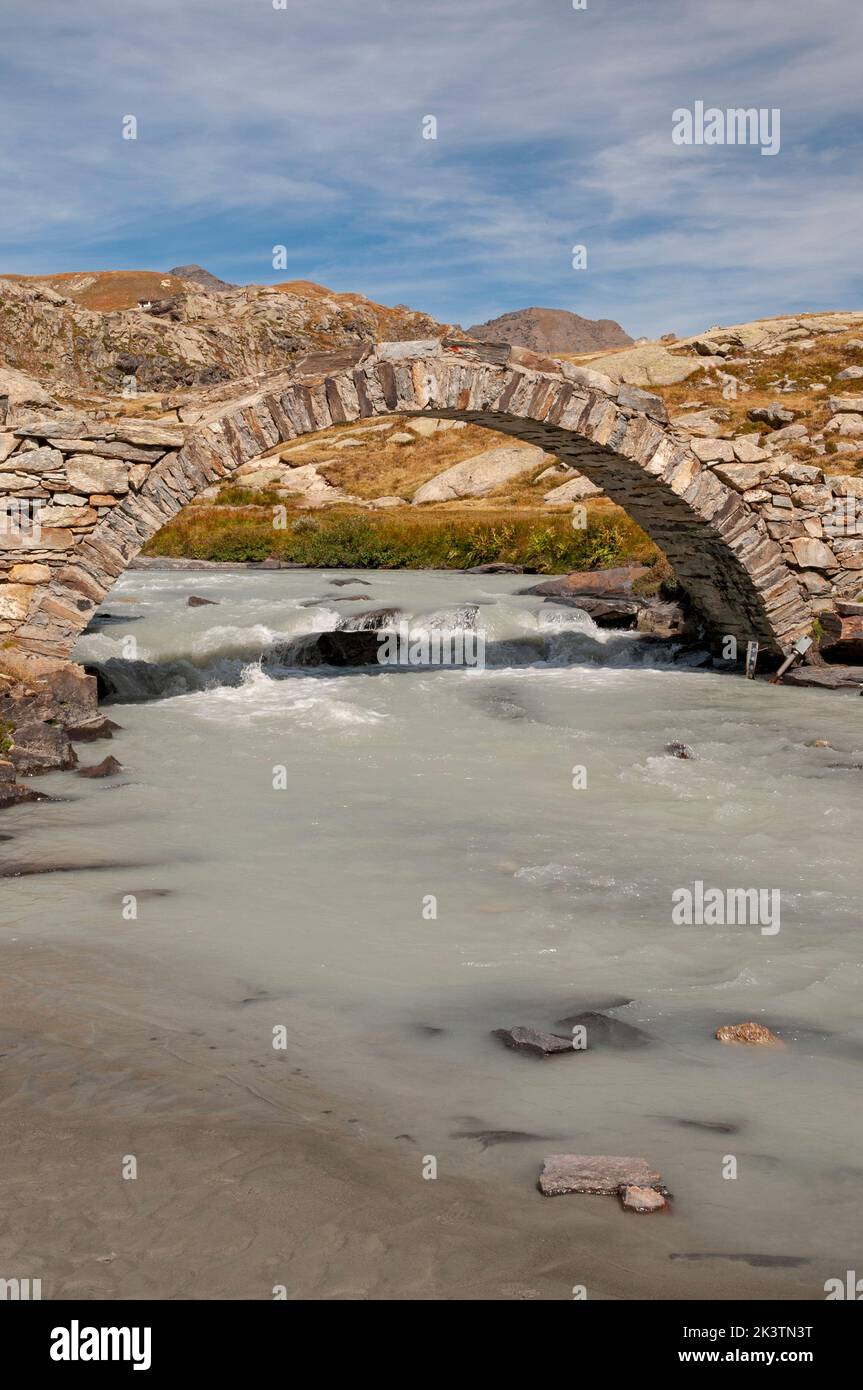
left=0, top=934, right=819, bottom=1301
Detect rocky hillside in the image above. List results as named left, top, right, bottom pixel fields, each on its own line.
left=0, top=271, right=451, bottom=395
left=466, top=306, right=632, bottom=355
left=577, top=312, right=863, bottom=478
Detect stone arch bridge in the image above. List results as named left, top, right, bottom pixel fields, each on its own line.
left=2, top=338, right=857, bottom=668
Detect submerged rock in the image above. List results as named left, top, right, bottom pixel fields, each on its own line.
left=715, top=1021, right=783, bottom=1046
left=656, top=1116, right=740, bottom=1135
left=271, top=630, right=382, bottom=667
left=666, top=741, right=695, bottom=759
left=84, top=657, right=202, bottom=702
left=187, top=595, right=218, bottom=607
left=492, top=1026, right=574, bottom=1057
left=65, top=715, right=120, bottom=741
left=337, top=607, right=401, bottom=632
left=451, top=1129, right=552, bottom=1150
left=670, top=1253, right=807, bottom=1268
left=539, top=1154, right=664, bottom=1197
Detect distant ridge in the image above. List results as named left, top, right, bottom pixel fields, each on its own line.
left=466, top=306, right=632, bottom=355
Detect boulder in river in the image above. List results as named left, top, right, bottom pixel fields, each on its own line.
left=637, top=599, right=693, bottom=639
left=545, top=595, right=641, bottom=628
left=715, top=1021, right=783, bottom=1046
left=84, top=658, right=200, bottom=703
left=539, top=1154, right=664, bottom=1197
left=275, top=630, right=382, bottom=667
left=77, top=755, right=123, bottom=779
left=666, top=741, right=695, bottom=759
left=64, top=716, right=121, bottom=742
left=187, top=595, right=219, bottom=607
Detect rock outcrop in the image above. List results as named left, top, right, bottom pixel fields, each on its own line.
left=412, top=443, right=545, bottom=503
left=0, top=273, right=453, bottom=395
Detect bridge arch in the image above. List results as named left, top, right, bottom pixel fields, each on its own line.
left=2, top=341, right=816, bottom=663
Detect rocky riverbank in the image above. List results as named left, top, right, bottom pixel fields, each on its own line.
left=0, top=656, right=103, bottom=808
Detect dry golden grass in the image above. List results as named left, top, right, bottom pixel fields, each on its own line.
left=258, top=417, right=551, bottom=501
left=1, top=270, right=189, bottom=311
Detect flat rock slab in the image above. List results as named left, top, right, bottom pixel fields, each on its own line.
left=519, top=565, right=651, bottom=598
left=620, top=1184, right=668, bottom=1213
left=782, top=665, right=863, bottom=691
left=492, top=1026, right=574, bottom=1057
left=411, top=443, right=545, bottom=504
left=591, top=344, right=719, bottom=386
left=539, top=1154, right=663, bottom=1197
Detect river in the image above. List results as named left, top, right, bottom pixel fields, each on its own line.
left=2, top=564, right=861, bottom=1300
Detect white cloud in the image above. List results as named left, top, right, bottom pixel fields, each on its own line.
left=0, top=0, right=860, bottom=334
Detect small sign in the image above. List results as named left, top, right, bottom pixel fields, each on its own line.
left=745, top=640, right=759, bottom=678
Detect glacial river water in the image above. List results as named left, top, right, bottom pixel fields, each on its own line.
left=5, top=564, right=863, bottom=1297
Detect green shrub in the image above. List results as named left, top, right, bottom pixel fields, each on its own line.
left=143, top=504, right=661, bottom=574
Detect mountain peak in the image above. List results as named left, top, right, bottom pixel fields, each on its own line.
left=169, top=264, right=236, bottom=293
left=466, top=306, right=632, bottom=355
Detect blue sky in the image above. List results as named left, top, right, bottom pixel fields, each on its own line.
left=1, top=0, right=861, bottom=338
